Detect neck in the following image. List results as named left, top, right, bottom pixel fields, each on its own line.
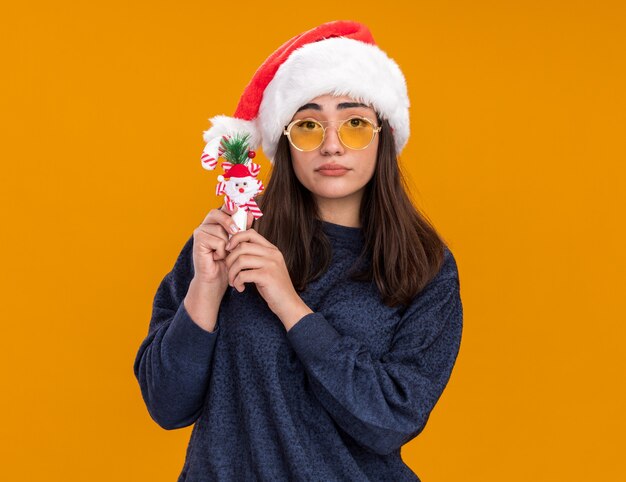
left=315, top=191, right=363, bottom=228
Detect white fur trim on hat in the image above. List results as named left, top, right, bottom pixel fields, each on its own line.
left=202, top=115, right=262, bottom=149
left=258, top=37, right=410, bottom=160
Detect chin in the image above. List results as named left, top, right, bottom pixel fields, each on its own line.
left=296, top=171, right=369, bottom=201
left=309, top=183, right=365, bottom=201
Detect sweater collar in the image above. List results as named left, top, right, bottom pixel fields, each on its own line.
left=321, top=220, right=364, bottom=244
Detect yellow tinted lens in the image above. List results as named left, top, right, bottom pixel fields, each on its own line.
left=289, top=120, right=324, bottom=150
left=338, top=118, right=375, bottom=149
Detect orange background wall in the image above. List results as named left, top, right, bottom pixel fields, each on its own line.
left=1, top=1, right=624, bottom=480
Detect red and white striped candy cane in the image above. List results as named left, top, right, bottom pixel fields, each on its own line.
left=218, top=135, right=230, bottom=157
left=242, top=199, right=263, bottom=219
left=224, top=195, right=236, bottom=213
left=248, top=162, right=261, bottom=177
left=200, top=137, right=223, bottom=171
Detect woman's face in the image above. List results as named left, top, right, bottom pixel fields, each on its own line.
left=287, top=94, right=379, bottom=204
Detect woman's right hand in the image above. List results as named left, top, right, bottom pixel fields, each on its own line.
left=191, top=206, right=254, bottom=292
left=185, top=205, right=253, bottom=331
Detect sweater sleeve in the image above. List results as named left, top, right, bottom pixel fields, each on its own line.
left=133, top=235, right=221, bottom=430
left=286, top=268, right=463, bottom=455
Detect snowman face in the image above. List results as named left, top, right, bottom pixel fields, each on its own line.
left=224, top=176, right=260, bottom=204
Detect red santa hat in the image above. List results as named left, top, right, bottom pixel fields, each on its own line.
left=201, top=20, right=410, bottom=164
left=220, top=163, right=252, bottom=179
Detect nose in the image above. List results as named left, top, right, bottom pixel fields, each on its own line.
left=320, top=125, right=345, bottom=156
left=238, top=188, right=245, bottom=193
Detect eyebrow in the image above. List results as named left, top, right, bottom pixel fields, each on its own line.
left=295, top=102, right=371, bottom=112
left=337, top=102, right=370, bottom=110
left=295, top=103, right=321, bottom=112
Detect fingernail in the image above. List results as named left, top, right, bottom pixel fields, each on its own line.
left=230, top=224, right=238, bottom=234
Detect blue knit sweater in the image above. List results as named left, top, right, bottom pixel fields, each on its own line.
left=134, top=221, right=463, bottom=481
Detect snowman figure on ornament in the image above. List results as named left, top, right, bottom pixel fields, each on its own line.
left=201, top=134, right=264, bottom=232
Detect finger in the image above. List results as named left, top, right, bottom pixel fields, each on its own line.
left=195, top=227, right=224, bottom=254
left=224, top=242, right=274, bottom=269
left=226, top=228, right=275, bottom=251
left=196, top=223, right=229, bottom=243
left=194, top=228, right=229, bottom=260
left=201, top=207, right=241, bottom=236
left=227, top=255, right=265, bottom=287
left=198, top=229, right=229, bottom=260
left=232, top=269, right=262, bottom=293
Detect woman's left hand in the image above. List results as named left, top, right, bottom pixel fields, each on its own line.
left=224, top=229, right=313, bottom=331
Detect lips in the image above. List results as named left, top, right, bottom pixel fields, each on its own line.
left=316, top=163, right=350, bottom=177
left=316, top=163, right=349, bottom=171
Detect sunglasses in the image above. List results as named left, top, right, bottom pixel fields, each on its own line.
left=283, top=116, right=382, bottom=151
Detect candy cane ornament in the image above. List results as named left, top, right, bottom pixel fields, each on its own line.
left=202, top=134, right=263, bottom=233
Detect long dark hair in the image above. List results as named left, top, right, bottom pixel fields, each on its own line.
left=254, top=119, right=447, bottom=307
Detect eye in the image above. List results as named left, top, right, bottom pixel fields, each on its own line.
left=297, top=120, right=320, bottom=130
left=349, top=118, right=365, bottom=127
left=235, top=183, right=239, bottom=187
left=243, top=182, right=248, bottom=186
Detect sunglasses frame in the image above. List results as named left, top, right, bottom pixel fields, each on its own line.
left=283, top=116, right=382, bottom=152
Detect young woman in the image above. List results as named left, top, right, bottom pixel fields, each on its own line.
left=134, top=20, right=463, bottom=482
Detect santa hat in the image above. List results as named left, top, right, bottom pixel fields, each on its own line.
left=201, top=20, right=410, bottom=165
left=220, top=163, right=252, bottom=179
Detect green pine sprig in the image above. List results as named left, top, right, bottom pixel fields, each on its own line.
left=220, top=134, right=251, bottom=165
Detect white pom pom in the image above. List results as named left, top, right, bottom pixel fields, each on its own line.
left=217, top=175, right=225, bottom=182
